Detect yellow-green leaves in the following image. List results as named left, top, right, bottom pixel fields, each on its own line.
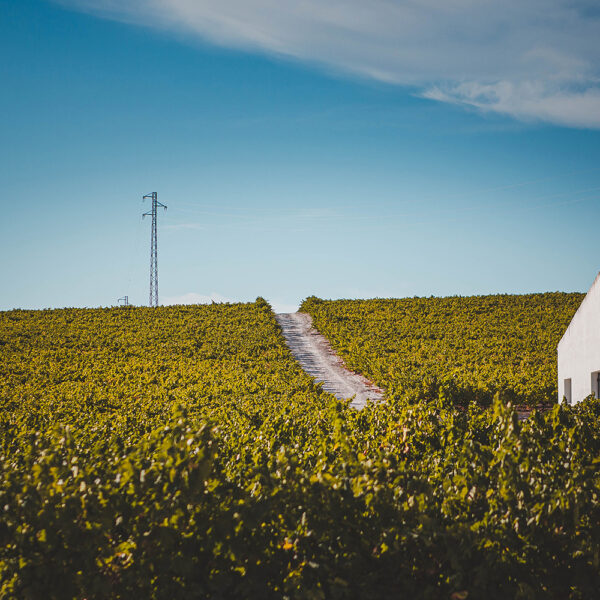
left=0, top=300, right=599, bottom=599
left=301, top=293, right=583, bottom=407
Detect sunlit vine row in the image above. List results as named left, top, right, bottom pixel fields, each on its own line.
left=300, top=293, right=583, bottom=406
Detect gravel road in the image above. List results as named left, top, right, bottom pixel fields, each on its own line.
left=275, top=312, right=384, bottom=409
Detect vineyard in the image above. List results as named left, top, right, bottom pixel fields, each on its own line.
left=301, top=293, right=585, bottom=406
left=1, top=298, right=599, bottom=599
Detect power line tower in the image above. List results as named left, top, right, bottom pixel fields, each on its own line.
left=143, top=192, right=167, bottom=307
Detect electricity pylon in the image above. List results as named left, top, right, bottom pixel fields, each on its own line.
left=143, top=192, right=167, bottom=307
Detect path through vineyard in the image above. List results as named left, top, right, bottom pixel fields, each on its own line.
left=276, top=312, right=384, bottom=408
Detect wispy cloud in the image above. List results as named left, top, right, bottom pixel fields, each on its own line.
left=164, top=222, right=205, bottom=231
left=56, top=0, right=600, bottom=127
left=423, top=81, right=600, bottom=129
left=165, top=206, right=341, bottom=231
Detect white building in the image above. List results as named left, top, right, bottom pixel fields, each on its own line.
left=557, top=272, right=600, bottom=404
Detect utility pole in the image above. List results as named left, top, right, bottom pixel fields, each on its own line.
left=117, top=296, right=129, bottom=307
left=143, top=192, right=167, bottom=307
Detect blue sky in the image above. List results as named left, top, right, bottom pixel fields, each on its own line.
left=2, top=0, right=600, bottom=312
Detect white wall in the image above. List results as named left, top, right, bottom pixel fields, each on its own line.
left=558, top=272, right=600, bottom=404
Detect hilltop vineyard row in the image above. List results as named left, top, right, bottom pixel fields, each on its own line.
left=301, top=293, right=584, bottom=406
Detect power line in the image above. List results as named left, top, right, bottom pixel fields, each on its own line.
left=143, top=192, right=167, bottom=307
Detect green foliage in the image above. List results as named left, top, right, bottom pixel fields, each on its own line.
left=1, top=299, right=599, bottom=599
left=300, top=293, right=584, bottom=406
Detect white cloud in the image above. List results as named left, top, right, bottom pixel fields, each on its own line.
left=423, top=81, right=600, bottom=129
left=267, top=300, right=299, bottom=314
left=56, top=0, right=600, bottom=127
left=162, top=291, right=231, bottom=305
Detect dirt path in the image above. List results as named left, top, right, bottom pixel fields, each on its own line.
left=275, top=312, right=384, bottom=409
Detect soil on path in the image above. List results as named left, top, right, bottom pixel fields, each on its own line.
left=275, top=312, right=384, bottom=409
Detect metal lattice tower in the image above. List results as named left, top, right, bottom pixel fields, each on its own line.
left=143, top=192, right=167, bottom=307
